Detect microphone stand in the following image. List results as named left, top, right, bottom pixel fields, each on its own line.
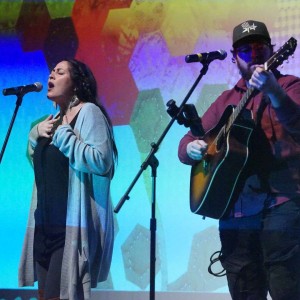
left=0, top=93, right=24, bottom=163
left=114, top=62, right=211, bottom=300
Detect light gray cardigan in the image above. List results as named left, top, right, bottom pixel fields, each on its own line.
left=19, top=103, right=114, bottom=300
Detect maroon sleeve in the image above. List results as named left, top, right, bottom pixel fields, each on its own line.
left=178, top=91, right=228, bottom=165
left=275, top=76, right=300, bottom=138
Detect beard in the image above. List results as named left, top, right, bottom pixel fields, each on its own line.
left=237, top=59, right=265, bottom=81
left=236, top=52, right=268, bottom=81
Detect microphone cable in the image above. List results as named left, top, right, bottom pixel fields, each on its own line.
left=208, top=250, right=226, bottom=277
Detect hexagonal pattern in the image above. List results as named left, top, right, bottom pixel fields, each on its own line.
left=121, top=223, right=161, bottom=289
left=129, top=31, right=172, bottom=91
left=2, top=0, right=299, bottom=294
left=44, top=17, right=78, bottom=68
left=0, top=2, right=23, bottom=31
left=195, top=84, right=229, bottom=117
left=45, top=0, right=74, bottom=19
left=167, top=226, right=226, bottom=291
left=16, top=1, right=51, bottom=52
left=130, top=88, right=169, bottom=153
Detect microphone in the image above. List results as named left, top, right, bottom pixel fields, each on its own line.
left=3, top=82, right=43, bottom=96
left=185, top=50, right=227, bottom=64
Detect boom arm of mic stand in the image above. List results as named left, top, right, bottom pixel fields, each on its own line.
left=114, top=142, right=159, bottom=213
left=114, top=62, right=210, bottom=212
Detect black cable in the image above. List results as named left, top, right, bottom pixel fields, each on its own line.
left=208, top=250, right=226, bottom=277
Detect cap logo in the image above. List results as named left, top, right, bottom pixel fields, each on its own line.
left=241, top=21, right=257, bottom=34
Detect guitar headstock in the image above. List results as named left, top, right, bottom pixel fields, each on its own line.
left=265, top=37, right=297, bottom=71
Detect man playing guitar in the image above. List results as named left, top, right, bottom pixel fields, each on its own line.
left=178, top=20, right=300, bottom=300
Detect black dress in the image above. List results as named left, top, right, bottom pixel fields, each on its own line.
left=33, top=115, right=78, bottom=268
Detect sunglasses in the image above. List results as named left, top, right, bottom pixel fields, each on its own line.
left=234, top=42, right=271, bottom=62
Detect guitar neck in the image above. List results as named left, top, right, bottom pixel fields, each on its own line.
left=225, top=86, right=258, bottom=134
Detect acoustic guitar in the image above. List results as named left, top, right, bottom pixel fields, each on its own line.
left=190, top=37, right=297, bottom=219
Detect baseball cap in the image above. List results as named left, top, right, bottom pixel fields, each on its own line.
left=232, top=20, right=271, bottom=48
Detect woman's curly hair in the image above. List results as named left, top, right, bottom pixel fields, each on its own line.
left=64, top=58, right=118, bottom=176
